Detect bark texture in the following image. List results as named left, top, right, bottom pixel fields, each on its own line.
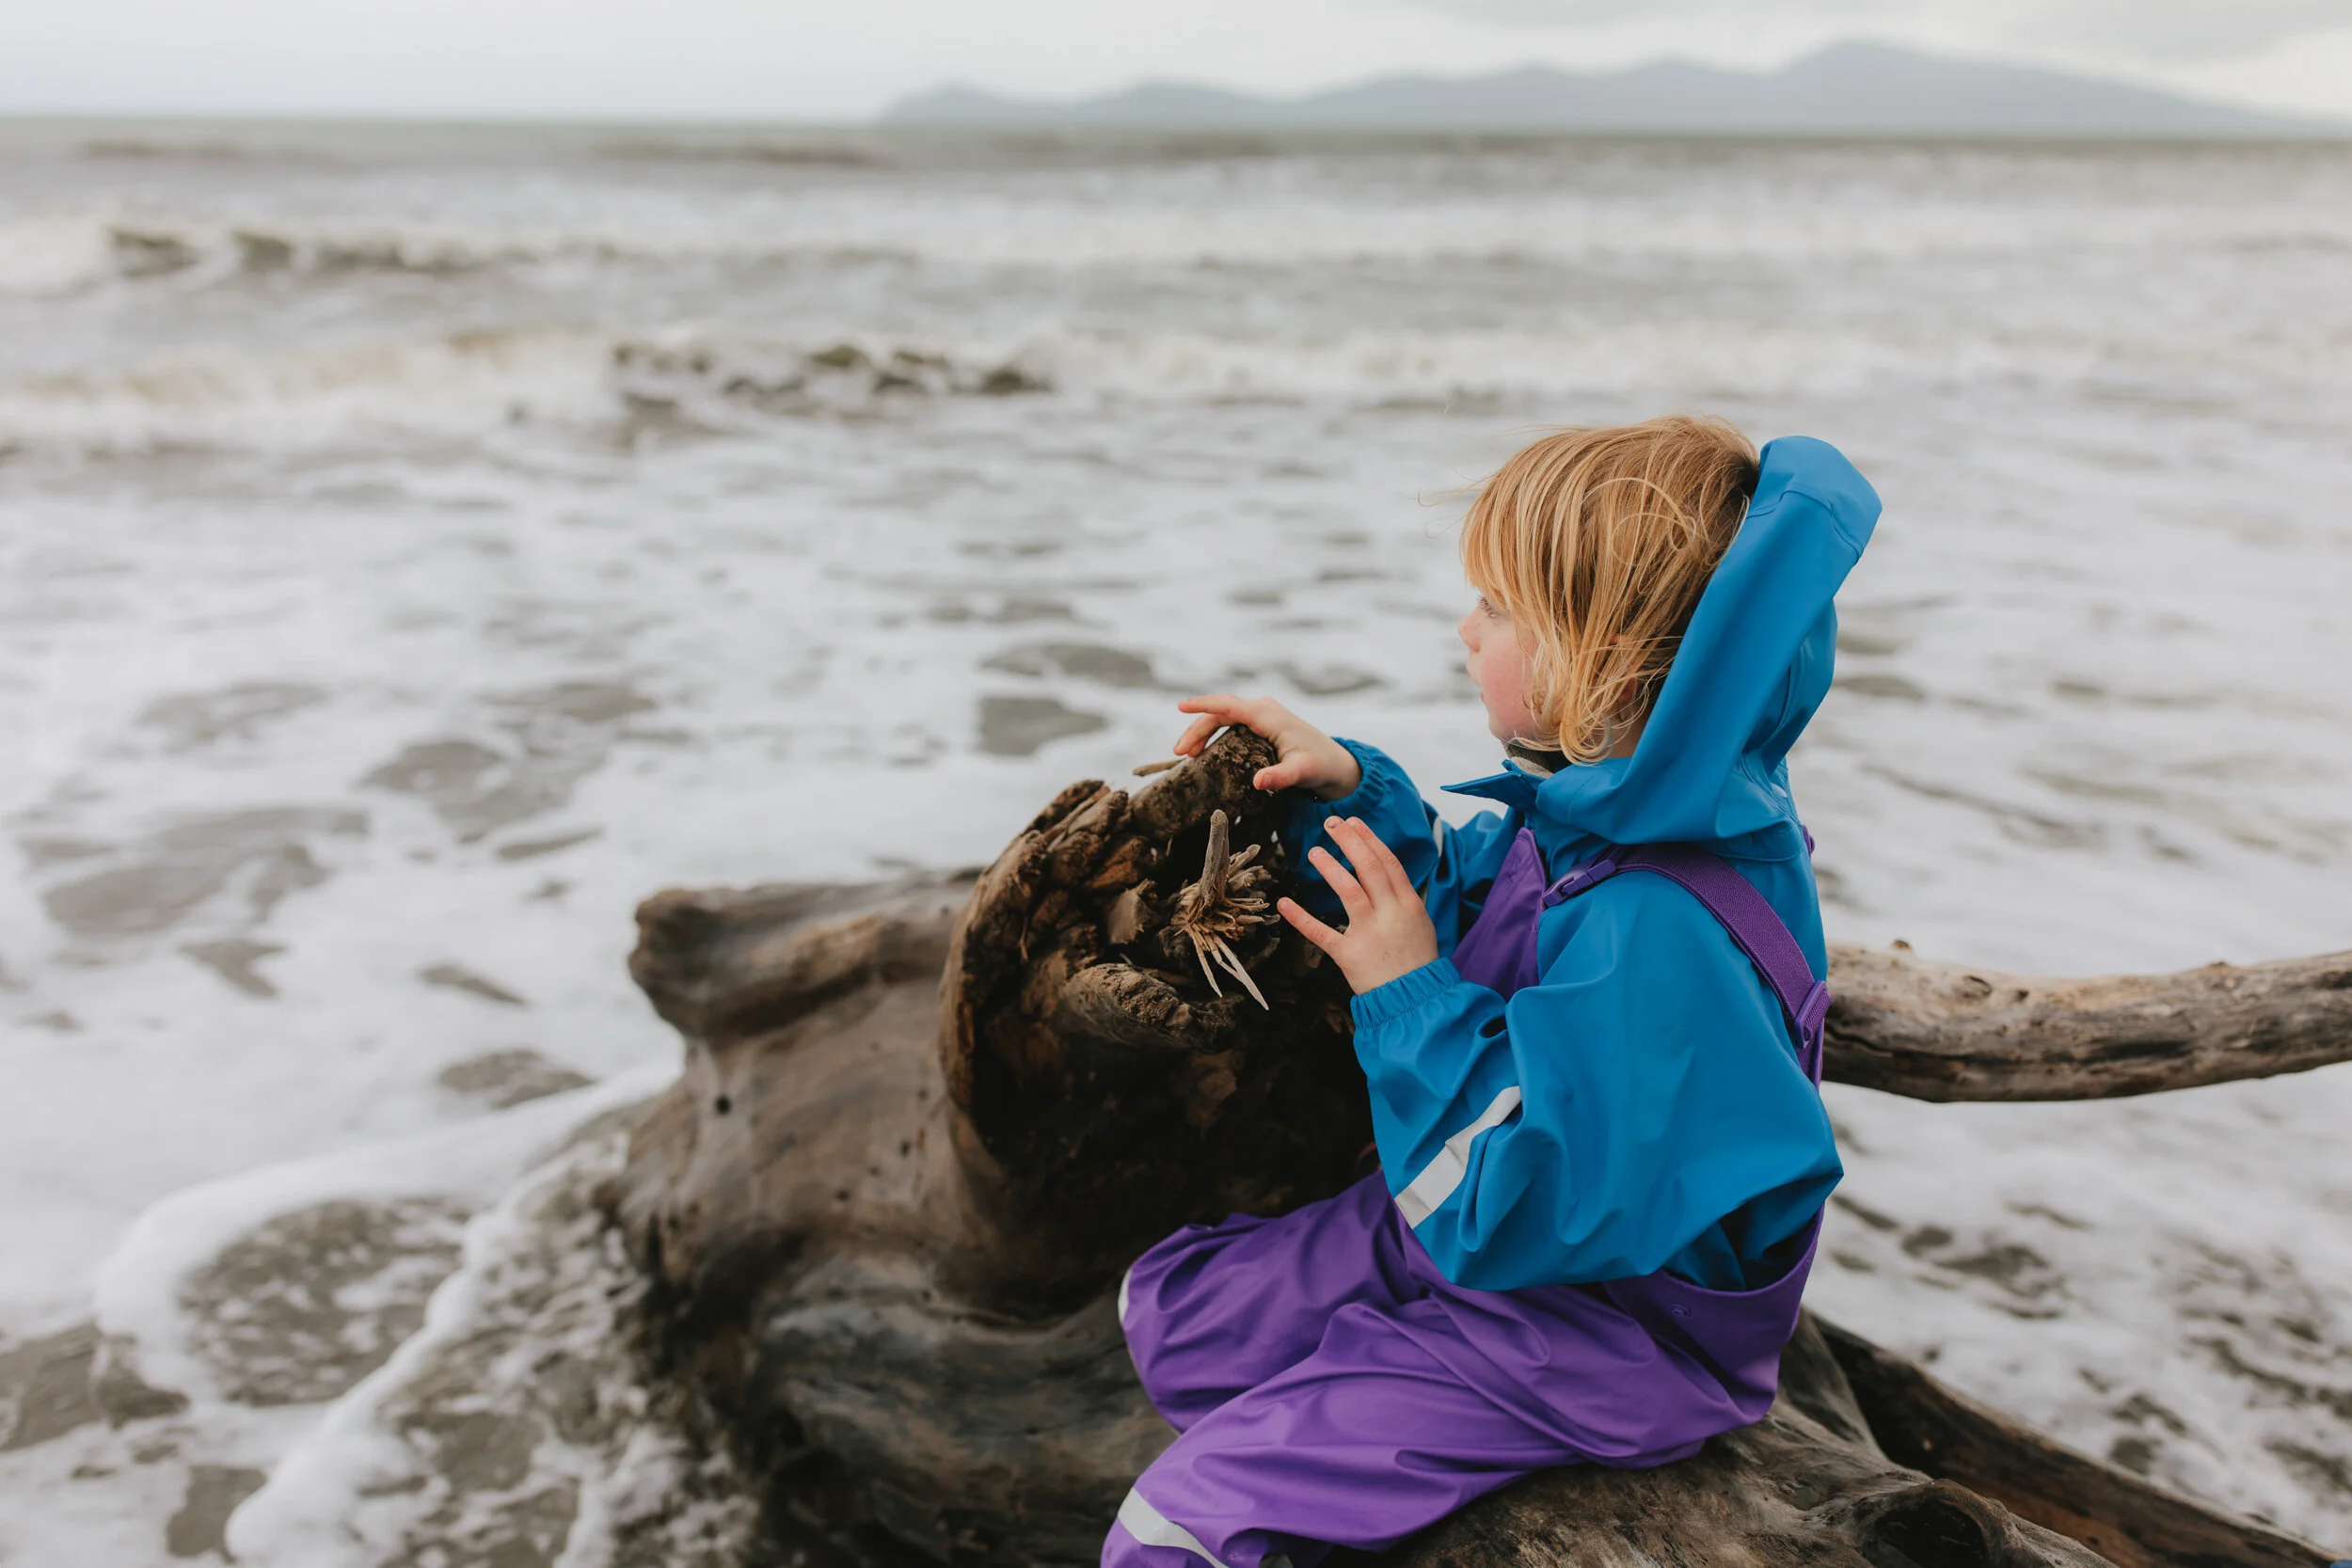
left=610, top=730, right=2344, bottom=1568
left=1825, top=942, right=2352, bottom=1101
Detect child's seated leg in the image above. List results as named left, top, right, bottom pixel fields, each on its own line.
left=1104, top=1291, right=1581, bottom=1568
left=1120, top=1174, right=1411, bottom=1432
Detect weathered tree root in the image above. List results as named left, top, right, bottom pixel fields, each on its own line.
left=933, top=734, right=1367, bottom=1306
left=611, top=730, right=2344, bottom=1568
left=1168, top=810, right=1278, bottom=1008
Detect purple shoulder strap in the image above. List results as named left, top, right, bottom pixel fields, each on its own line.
left=1543, top=844, right=1829, bottom=1082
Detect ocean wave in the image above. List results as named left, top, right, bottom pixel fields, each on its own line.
left=10, top=187, right=2352, bottom=301
left=0, top=215, right=123, bottom=294
left=0, top=214, right=627, bottom=296
left=0, top=328, right=1062, bottom=452
left=589, top=137, right=882, bottom=168
left=3, top=315, right=2344, bottom=455
left=0, top=329, right=617, bottom=450
left=75, top=137, right=324, bottom=166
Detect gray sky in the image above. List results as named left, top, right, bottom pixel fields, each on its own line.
left=2, top=0, right=2348, bottom=119
left=1399, top=0, right=2352, bottom=61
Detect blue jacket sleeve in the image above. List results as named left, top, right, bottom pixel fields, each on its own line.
left=1281, top=738, right=1518, bottom=951
left=1349, top=875, right=1841, bottom=1291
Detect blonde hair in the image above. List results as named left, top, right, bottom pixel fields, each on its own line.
left=1460, top=415, right=1757, bottom=765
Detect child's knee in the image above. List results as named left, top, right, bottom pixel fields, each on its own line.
left=1116, top=1224, right=1249, bottom=1363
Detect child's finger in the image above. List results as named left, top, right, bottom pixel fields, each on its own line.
left=1327, top=817, right=1402, bottom=906
left=1173, top=695, right=1243, bottom=749
left=1319, top=819, right=1378, bottom=907
left=1320, top=816, right=1370, bottom=888
left=1307, top=845, right=1370, bottom=916
left=1178, top=693, right=1264, bottom=726
left=1276, top=896, right=1343, bottom=955
left=1310, top=843, right=1370, bottom=913
left=1357, top=819, right=1418, bottom=904
left=1254, top=756, right=1305, bottom=791
left=1172, top=713, right=1223, bottom=756
left=1348, top=817, right=1418, bottom=901
left=1185, top=700, right=1298, bottom=742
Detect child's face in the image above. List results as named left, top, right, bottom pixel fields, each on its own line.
left=1458, top=592, right=1545, bottom=743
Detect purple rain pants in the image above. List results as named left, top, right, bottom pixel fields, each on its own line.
left=1103, top=832, right=1829, bottom=1568
left=1105, top=1173, right=1767, bottom=1568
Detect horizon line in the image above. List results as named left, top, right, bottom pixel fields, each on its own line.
left=3, top=37, right=2346, bottom=129
left=4, top=113, right=2347, bottom=141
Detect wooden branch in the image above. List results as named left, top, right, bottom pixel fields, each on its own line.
left=1820, top=1320, right=2336, bottom=1568
left=1824, top=942, right=2352, bottom=1101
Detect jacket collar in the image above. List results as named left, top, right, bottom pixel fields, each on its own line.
left=1445, top=756, right=1808, bottom=869
left=1441, top=762, right=1540, bottom=814
left=1441, top=761, right=1614, bottom=872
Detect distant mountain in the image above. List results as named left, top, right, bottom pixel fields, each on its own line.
left=882, top=41, right=2329, bottom=137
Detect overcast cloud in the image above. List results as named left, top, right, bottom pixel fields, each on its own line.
left=1, top=0, right=2347, bottom=119
left=1391, top=0, right=2352, bottom=62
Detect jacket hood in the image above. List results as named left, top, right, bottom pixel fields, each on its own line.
left=1445, top=436, right=1879, bottom=856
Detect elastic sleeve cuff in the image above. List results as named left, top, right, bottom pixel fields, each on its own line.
left=1314, top=737, right=1389, bottom=811
left=1286, top=738, right=1408, bottom=847
left=1351, top=958, right=1464, bottom=1030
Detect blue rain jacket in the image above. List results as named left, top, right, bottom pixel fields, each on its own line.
left=1280, top=436, right=1878, bottom=1291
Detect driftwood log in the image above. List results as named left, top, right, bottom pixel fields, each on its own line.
left=610, top=731, right=2349, bottom=1568
left=1826, top=943, right=2352, bottom=1101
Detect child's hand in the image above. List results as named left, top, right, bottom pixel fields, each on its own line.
left=1278, top=816, right=1440, bottom=995
left=1173, top=694, right=1363, bottom=800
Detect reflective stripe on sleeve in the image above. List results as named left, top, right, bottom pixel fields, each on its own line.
left=1117, top=1488, right=1238, bottom=1568
left=1117, top=1262, right=1135, bottom=1325
left=1393, top=1085, right=1522, bottom=1227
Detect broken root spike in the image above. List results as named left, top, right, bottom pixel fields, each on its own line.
left=1191, top=932, right=1224, bottom=998
left=1200, top=811, right=1232, bottom=902
left=1209, top=933, right=1270, bottom=1011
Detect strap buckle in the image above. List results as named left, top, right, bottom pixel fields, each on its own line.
left=1796, top=980, right=1833, bottom=1038
left=1541, top=857, right=1617, bottom=908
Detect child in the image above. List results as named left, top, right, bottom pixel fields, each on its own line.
left=1105, top=418, right=1880, bottom=1568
